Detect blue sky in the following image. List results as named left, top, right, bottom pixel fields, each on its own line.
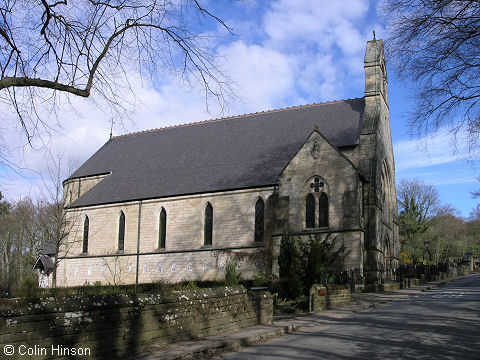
left=1, top=0, right=478, bottom=217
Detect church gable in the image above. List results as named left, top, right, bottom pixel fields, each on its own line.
left=278, top=129, right=363, bottom=233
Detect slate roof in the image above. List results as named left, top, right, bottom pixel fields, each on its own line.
left=68, top=98, right=365, bottom=207
left=33, top=255, right=54, bottom=270
left=39, top=242, right=56, bottom=255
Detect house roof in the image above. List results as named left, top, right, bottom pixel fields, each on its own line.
left=33, top=255, right=54, bottom=270
left=68, top=98, right=365, bottom=207
left=39, top=242, right=56, bottom=256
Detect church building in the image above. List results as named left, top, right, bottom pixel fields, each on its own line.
left=48, top=39, right=398, bottom=287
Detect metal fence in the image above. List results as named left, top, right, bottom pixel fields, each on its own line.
left=396, top=263, right=448, bottom=279
left=335, top=262, right=459, bottom=294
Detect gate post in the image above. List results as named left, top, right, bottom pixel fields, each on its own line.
left=309, top=291, right=315, bottom=313
left=350, top=269, right=355, bottom=294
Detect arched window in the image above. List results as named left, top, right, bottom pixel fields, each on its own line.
left=159, top=208, right=166, bottom=249
left=83, top=216, right=89, bottom=253
left=319, top=193, right=329, bottom=227
left=381, top=159, right=392, bottom=222
left=204, top=203, right=213, bottom=246
left=118, top=211, right=125, bottom=251
left=254, top=198, right=265, bottom=243
left=306, top=194, right=315, bottom=228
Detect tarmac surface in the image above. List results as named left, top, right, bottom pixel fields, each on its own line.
left=131, top=275, right=476, bottom=360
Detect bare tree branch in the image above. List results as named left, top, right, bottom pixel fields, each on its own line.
left=383, top=0, right=480, bottom=155
left=0, top=0, right=235, bottom=149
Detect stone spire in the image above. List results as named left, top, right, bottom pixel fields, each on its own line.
left=364, top=37, right=388, bottom=104
left=362, top=37, right=389, bottom=134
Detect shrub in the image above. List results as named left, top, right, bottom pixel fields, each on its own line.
left=299, top=234, right=349, bottom=291
left=224, top=261, right=239, bottom=286
left=252, top=269, right=268, bottom=287
left=278, top=233, right=303, bottom=299
left=278, top=233, right=349, bottom=299
left=399, top=251, right=412, bottom=264
left=174, top=280, right=199, bottom=291
left=21, top=275, right=38, bottom=298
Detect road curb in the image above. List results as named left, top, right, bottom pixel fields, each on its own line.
left=135, top=324, right=297, bottom=360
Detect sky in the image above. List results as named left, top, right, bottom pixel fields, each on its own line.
left=0, top=0, right=478, bottom=218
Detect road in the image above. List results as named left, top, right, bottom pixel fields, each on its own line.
left=220, top=275, right=480, bottom=360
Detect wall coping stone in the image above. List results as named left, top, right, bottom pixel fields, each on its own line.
left=0, top=286, right=251, bottom=317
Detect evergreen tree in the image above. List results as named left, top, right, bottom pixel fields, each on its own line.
left=300, top=234, right=348, bottom=291
left=278, top=233, right=349, bottom=299
left=278, top=234, right=303, bottom=299
left=0, top=192, right=10, bottom=215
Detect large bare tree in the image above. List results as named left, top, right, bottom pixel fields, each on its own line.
left=0, top=154, right=81, bottom=293
left=397, top=178, right=440, bottom=261
left=0, top=197, right=40, bottom=294
left=36, top=153, right=81, bottom=288
left=383, top=0, right=480, bottom=155
left=0, top=0, right=234, bottom=144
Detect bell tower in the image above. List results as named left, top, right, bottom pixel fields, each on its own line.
left=362, top=35, right=388, bottom=134
left=359, top=35, right=399, bottom=284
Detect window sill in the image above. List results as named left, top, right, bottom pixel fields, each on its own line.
left=156, top=247, right=166, bottom=252
left=301, top=227, right=330, bottom=233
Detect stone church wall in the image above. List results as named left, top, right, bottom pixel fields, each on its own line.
left=63, top=173, right=110, bottom=207
left=57, top=248, right=265, bottom=287
left=279, top=132, right=362, bottom=234
left=272, top=130, right=365, bottom=273
left=59, top=187, right=274, bottom=286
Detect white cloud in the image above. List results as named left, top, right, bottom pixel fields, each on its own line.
left=1, top=0, right=380, bottom=201
left=430, top=176, right=476, bottom=186
left=263, top=0, right=369, bottom=51
left=394, top=128, right=472, bottom=173
left=395, top=141, right=461, bottom=172
left=296, top=53, right=339, bottom=100
left=217, top=41, right=297, bottom=112
left=260, top=0, right=374, bottom=103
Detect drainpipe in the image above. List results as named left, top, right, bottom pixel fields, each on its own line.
left=135, top=200, right=142, bottom=293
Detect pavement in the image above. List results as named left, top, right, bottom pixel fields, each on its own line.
left=131, top=274, right=474, bottom=360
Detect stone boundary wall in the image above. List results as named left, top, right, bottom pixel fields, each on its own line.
left=363, top=263, right=472, bottom=293
left=447, top=263, right=470, bottom=277
left=308, top=284, right=352, bottom=313
left=0, top=286, right=272, bottom=359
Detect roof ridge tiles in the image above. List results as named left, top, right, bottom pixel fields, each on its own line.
left=112, top=97, right=364, bottom=139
